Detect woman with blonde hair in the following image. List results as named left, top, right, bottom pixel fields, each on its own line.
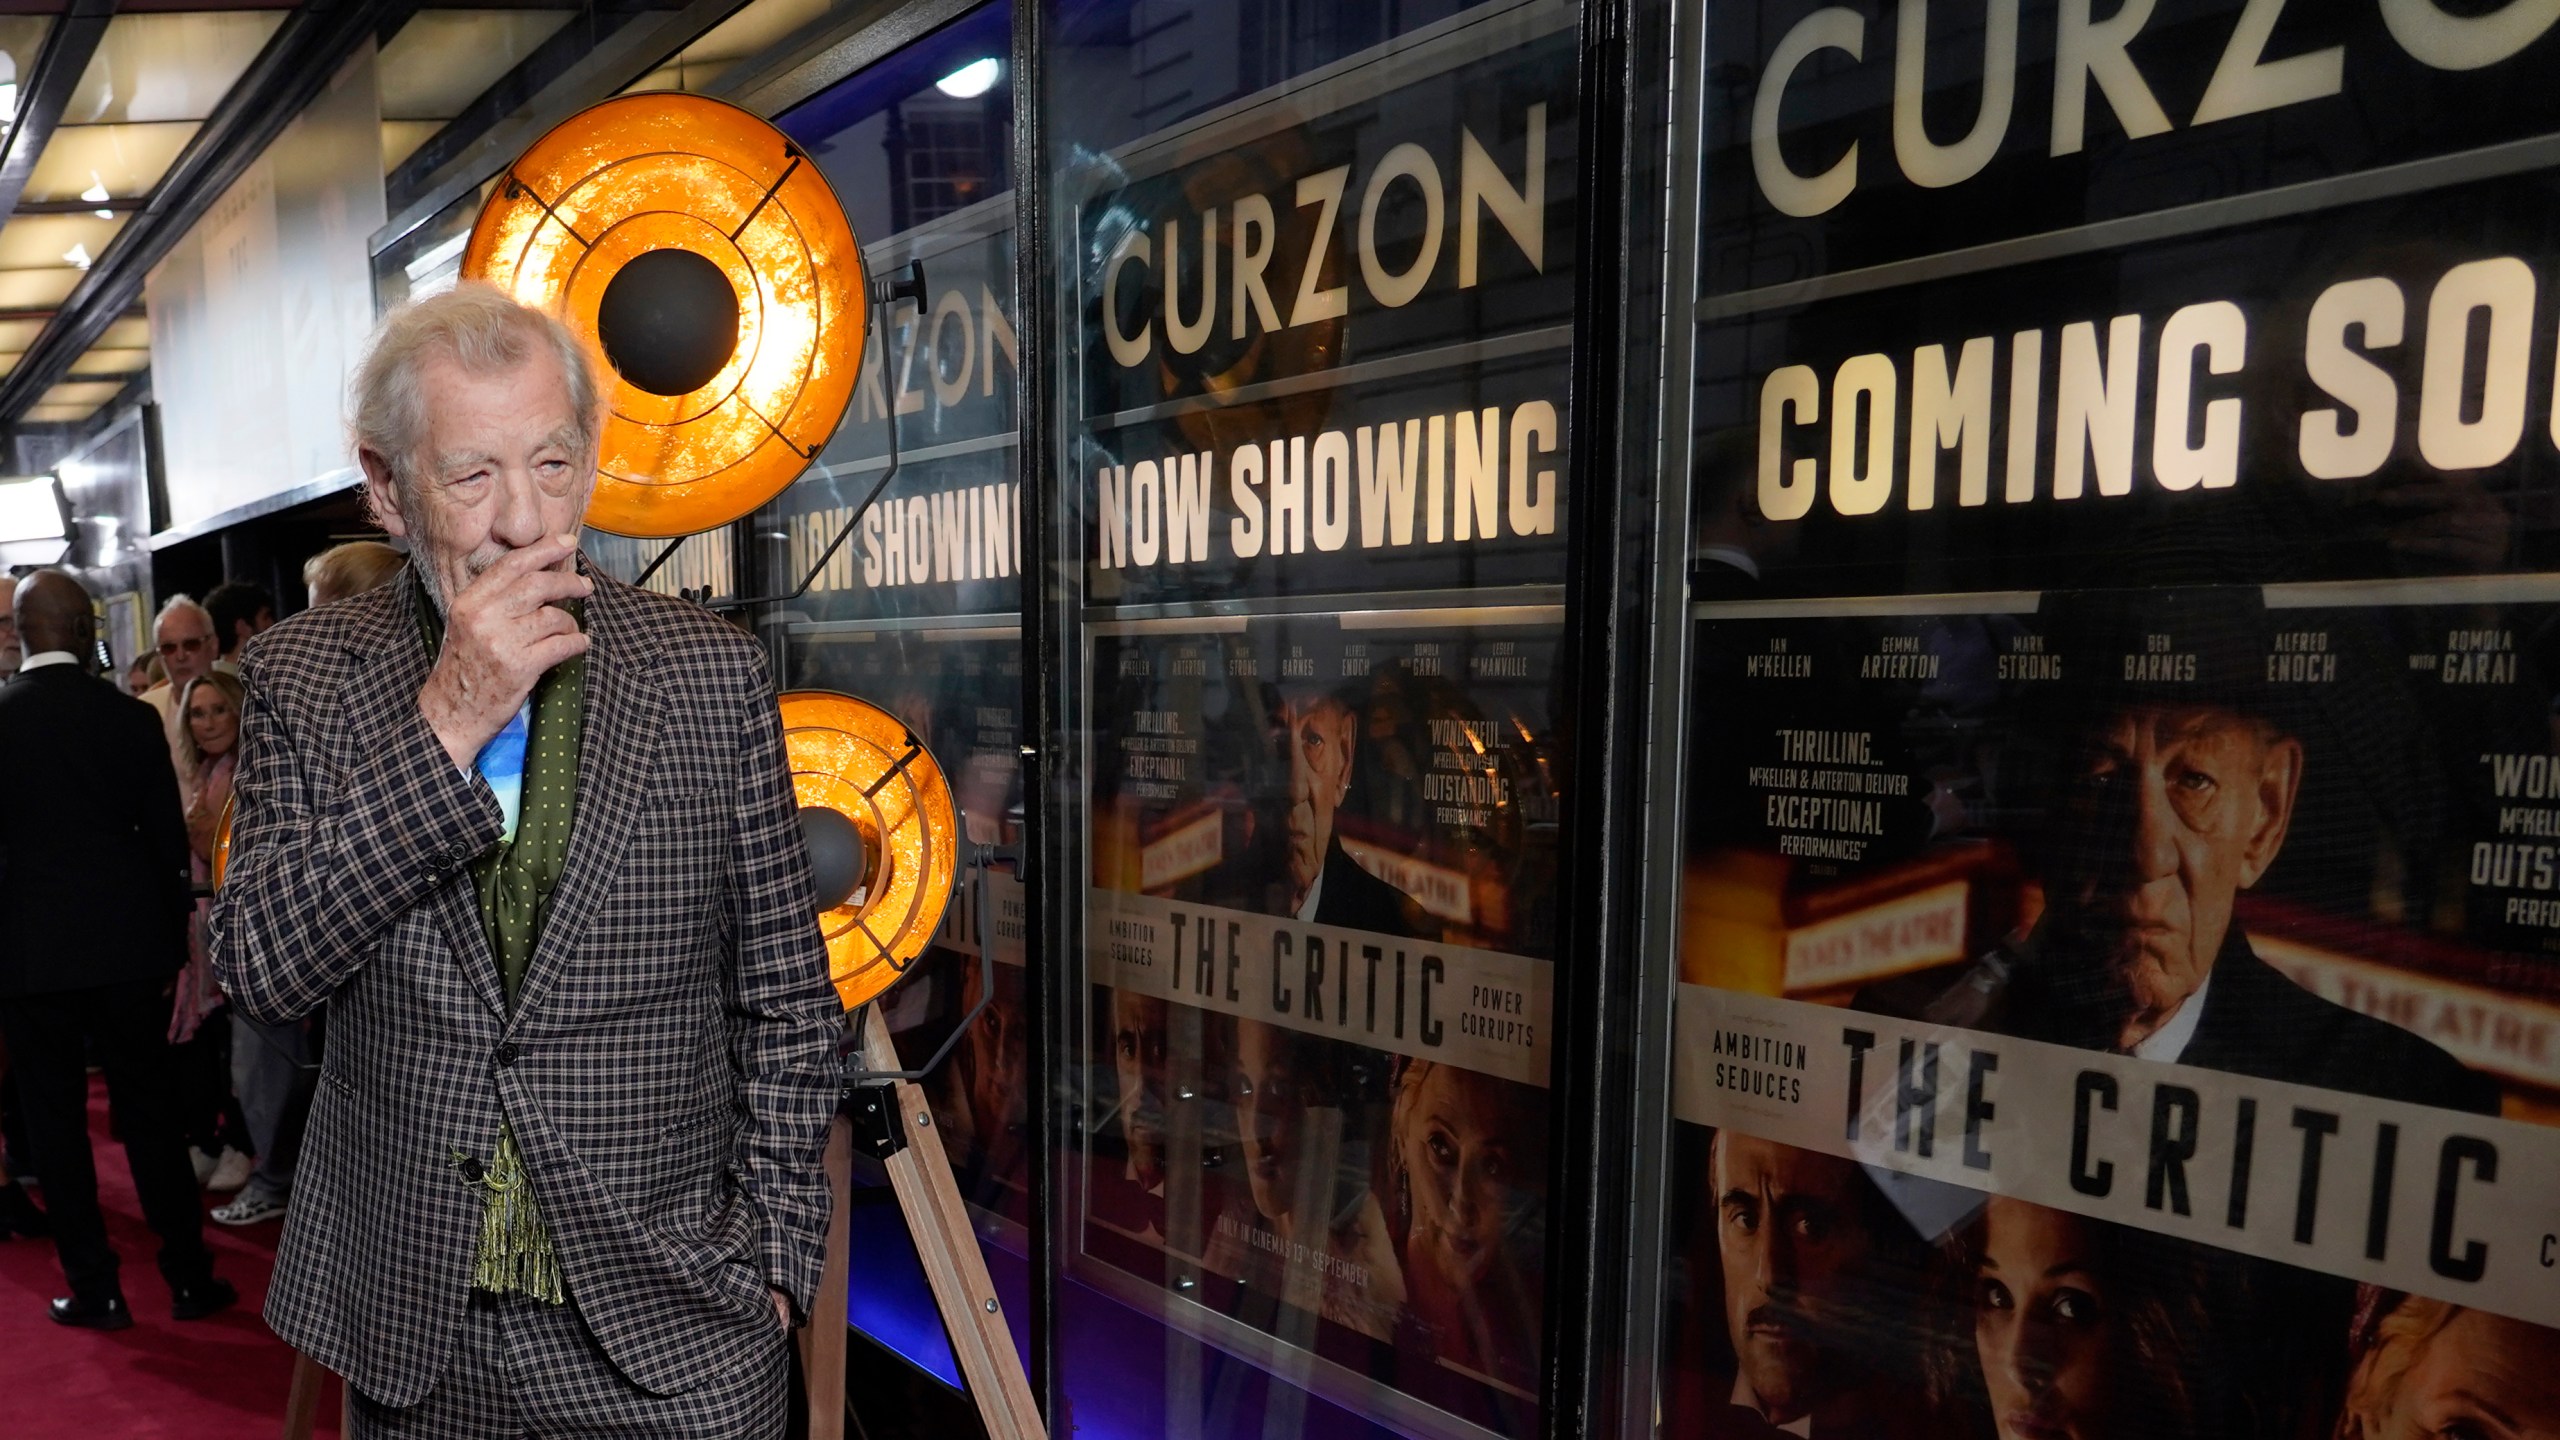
left=2336, top=1289, right=2560, bottom=1439
left=302, top=539, right=405, bottom=608
left=1389, top=1057, right=1546, bottom=1416
left=168, top=671, right=246, bottom=1045
left=175, top=669, right=309, bottom=1226
left=162, top=671, right=254, bottom=1192
left=175, top=673, right=244, bottom=843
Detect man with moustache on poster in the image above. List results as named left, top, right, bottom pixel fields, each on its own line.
left=1270, top=673, right=1416, bottom=936
left=1702, top=1130, right=1936, bottom=1439
left=1868, top=588, right=2493, bottom=1115
left=1209, top=1017, right=1403, bottom=1343
left=1096, top=987, right=1174, bottom=1241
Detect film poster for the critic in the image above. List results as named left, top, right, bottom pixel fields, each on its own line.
left=1085, top=616, right=1562, bottom=1437
left=1670, top=6, right=2560, bottom=1436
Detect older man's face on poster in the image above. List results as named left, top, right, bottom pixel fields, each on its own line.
left=2042, top=704, right=2302, bottom=1051
left=1279, top=692, right=1355, bottom=907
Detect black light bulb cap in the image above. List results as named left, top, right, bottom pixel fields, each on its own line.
left=797, top=804, right=867, bottom=910
left=596, top=246, right=740, bottom=396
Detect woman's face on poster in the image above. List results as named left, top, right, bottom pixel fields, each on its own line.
left=2372, top=1309, right=2560, bottom=1440
left=964, top=964, right=1023, bottom=1147
left=1975, top=1198, right=2111, bottom=1440
left=1404, top=1064, right=1517, bottom=1282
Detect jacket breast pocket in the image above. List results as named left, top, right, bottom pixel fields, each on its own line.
left=660, top=1103, right=732, bottom=1141
left=651, top=784, right=721, bottom=813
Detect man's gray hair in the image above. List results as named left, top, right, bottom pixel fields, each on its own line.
left=348, top=282, right=604, bottom=500
left=154, top=593, right=212, bottom=638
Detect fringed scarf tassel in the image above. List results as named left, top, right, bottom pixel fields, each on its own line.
left=468, top=1125, right=563, bottom=1304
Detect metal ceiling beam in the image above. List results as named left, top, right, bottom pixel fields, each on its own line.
left=382, top=0, right=694, bottom=213
left=17, top=198, right=141, bottom=214
left=0, top=0, right=119, bottom=233
left=0, top=0, right=416, bottom=428
left=371, top=0, right=756, bottom=259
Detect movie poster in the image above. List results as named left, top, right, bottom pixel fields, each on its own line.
left=763, top=177, right=1029, bottom=1226
left=1673, top=3, right=2560, bottom=1436
left=1056, top=7, right=1580, bottom=1437
left=1081, top=613, right=1562, bottom=1438
left=795, top=626, right=1030, bottom=1227
left=1669, top=584, right=2560, bottom=1435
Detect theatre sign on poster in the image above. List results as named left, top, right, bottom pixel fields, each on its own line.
left=1672, top=6, right=2560, bottom=1440
left=1066, top=8, right=1576, bottom=1438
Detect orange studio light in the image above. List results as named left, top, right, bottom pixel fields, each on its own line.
left=781, top=690, right=960, bottom=1011
left=212, top=794, right=234, bottom=890
left=462, top=92, right=866, bottom=538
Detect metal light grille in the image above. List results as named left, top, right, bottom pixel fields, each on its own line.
left=462, top=92, right=866, bottom=538
left=781, top=689, right=959, bottom=1011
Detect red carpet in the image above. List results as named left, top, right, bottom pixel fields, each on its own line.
left=0, top=1075, right=339, bottom=1438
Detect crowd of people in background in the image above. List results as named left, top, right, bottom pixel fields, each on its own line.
left=0, top=539, right=405, bottom=1328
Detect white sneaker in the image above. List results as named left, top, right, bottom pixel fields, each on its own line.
left=211, top=1191, right=285, bottom=1227
left=190, top=1149, right=218, bottom=1186
left=204, top=1148, right=254, bottom=1194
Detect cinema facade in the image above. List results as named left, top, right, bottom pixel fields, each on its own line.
left=67, top=0, right=2560, bottom=1435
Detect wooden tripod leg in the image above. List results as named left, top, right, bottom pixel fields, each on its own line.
left=858, top=1013, right=1046, bottom=1440
left=800, top=1112, right=854, bottom=1440
left=280, top=1351, right=323, bottom=1439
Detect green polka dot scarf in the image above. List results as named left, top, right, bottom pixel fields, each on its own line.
left=417, top=583, right=587, bottom=1304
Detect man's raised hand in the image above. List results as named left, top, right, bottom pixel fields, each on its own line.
left=418, top=535, right=592, bottom=770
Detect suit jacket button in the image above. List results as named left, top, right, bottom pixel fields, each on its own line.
left=494, top=1042, right=520, bottom=1068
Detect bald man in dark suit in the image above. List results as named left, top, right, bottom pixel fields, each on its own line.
left=0, top=570, right=233, bottom=1328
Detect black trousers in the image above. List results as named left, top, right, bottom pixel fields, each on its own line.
left=0, top=979, right=213, bottom=1299
left=175, top=1014, right=250, bottom=1159
left=1, top=1063, right=35, bottom=1179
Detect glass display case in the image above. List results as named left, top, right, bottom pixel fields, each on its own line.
left=1033, top=2, right=1581, bottom=1436
left=551, top=0, right=2560, bottom=1434
left=746, top=0, right=1034, bottom=1401
left=1648, top=5, right=2560, bottom=1440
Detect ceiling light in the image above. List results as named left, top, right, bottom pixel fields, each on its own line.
left=79, top=176, right=108, bottom=204
left=62, top=244, right=90, bottom=270
left=0, top=476, right=68, bottom=545
left=0, top=83, right=17, bottom=119
left=934, top=58, right=1000, bottom=98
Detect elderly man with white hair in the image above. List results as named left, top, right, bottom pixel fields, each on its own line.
left=211, top=283, right=839, bottom=1437
left=139, top=594, right=217, bottom=732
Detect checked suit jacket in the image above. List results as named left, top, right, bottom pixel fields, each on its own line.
left=210, top=562, right=842, bottom=1406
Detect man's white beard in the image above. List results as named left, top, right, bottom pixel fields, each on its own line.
left=413, top=543, right=504, bottom=617
left=414, top=559, right=448, bottom=615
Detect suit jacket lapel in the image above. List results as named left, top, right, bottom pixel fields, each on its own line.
left=338, top=571, right=509, bottom=1020
left=505, top=566, right=664, bottom=1029
left=2179, top=933, right=2278, bottom=1072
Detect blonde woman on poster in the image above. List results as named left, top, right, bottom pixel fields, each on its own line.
left=1392, top=1059, right=1545, bottom=1396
